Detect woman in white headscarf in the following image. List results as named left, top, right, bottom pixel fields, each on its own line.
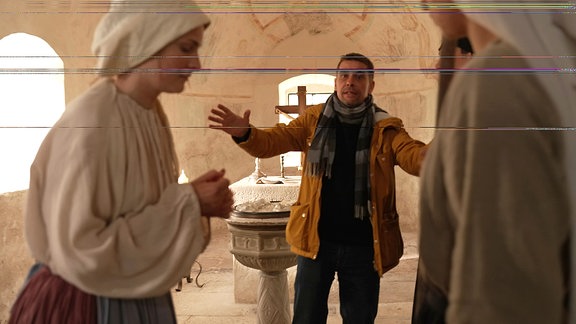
left=418, top=1, right=575, bottom=323
left=8, top=1, right=234, bottom=323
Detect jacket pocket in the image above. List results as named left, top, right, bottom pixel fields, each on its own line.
left=378, top=212, right=404, bottom=272
left=287, top=203, right=313, bottom=251
left=375, top=152, right=394, bottom=171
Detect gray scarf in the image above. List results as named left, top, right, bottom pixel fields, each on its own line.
left=305, top=92, right=374, bottom=220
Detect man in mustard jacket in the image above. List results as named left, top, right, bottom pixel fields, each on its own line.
left=209, top=53, right=428, bottom=324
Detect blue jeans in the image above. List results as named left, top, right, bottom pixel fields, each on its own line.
left=292, top=241, right=380, bottom=324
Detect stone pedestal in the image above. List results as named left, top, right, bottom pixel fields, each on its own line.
left=257, top=270, right=291, bottom=323
left=229, top=176, right=300, bottom=304
left=227, top=212, right=297, bottom=324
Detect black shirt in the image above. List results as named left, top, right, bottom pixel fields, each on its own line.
left=318, top=119, right=373, bottom=246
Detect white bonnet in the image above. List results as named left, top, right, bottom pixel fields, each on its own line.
left=450, top=1, right=576, bottom=122
left=91, top=0, right=210, bottom=75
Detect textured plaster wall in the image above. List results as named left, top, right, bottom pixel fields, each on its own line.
left=0, top=191, right=33, bottom=320
left=0, top=1, right=441, bottom=320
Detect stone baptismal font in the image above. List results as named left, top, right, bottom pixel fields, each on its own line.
left=227, top=158, right=301, bottom=324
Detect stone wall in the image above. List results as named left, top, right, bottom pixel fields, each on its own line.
left=0, top=191, right=34, bottom=320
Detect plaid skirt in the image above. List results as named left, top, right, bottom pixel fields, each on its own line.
left=9, top=264, right=177, bottom=324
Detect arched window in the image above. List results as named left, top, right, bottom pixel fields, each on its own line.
left=0, top=33, right=65, bottom=194
left=277, top=74, right=334, bottom=168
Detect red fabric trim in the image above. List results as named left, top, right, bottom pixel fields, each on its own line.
left=9, top=266, right=96, bottom=324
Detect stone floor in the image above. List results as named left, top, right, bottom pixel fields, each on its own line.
left=171, top=218, right=418, bottom=323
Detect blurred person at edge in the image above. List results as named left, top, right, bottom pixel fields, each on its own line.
left=418, top=0, right=575, bottom=323
left=8, top=1, right=233, bottom=323
left=435, top=36, right=474, bottom=110
left=412, top=33, right=474, bottom=324
left=209, top=52, right=429, bottom=324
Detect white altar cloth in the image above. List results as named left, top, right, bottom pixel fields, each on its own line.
left=230, top=176, right=301, bottom=205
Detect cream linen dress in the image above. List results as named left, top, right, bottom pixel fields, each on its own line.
left=419, top=40, right=570, bottom=323
left=24, top=78, right=205, bottom=298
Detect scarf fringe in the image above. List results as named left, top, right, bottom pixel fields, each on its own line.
left=355, top=205, right=368, bottom=220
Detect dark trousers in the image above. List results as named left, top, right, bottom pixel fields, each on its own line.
left=292, top=241, right=380, bottom=324
left=411, top=262, right=447, bottom=324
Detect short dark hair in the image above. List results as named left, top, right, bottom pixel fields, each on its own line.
left=456, top=37, right=474, bottom=55
left=336, top=52, right=375, bottom=79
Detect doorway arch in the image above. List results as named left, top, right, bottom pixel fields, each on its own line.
left=0, top=33, right=65, bottom=193
left=277, top=74, right=334, bottom=168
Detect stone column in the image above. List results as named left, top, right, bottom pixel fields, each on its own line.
left=227, top=213, right=297, bottom=324
left=257, top=270, right=291, bottom=324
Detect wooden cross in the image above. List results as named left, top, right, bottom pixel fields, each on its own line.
left=275, top=86, right=314, bottom=119
left=274, top=85, right=313, bottom=171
